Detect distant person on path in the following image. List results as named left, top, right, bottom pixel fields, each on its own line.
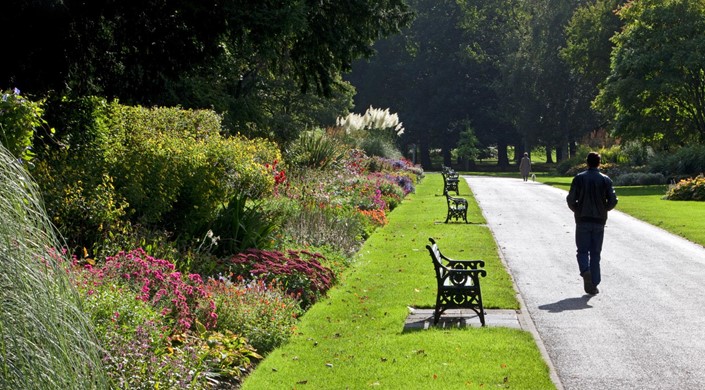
left=566, top=152, right=618, bottom=295
left=519, top=152, right=531, bottom=181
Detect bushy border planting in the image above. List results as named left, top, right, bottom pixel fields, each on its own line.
left=666, top=175, right=705, bottom=201
left=6, top=95, right=425, bottom=388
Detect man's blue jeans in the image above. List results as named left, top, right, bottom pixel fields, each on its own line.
left=575, top=222, right=605, bottom=286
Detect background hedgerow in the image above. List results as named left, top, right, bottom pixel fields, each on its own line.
left=614, top=172, right=667, bottom=186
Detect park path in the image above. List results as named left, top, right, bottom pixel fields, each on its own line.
left=465, top=175, right=705, bottom=390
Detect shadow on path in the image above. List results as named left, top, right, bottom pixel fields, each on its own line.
left=538, top=296, right=594, bottom=313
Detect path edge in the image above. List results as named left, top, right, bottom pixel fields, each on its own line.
left=465, top=176, right=565, bottom=390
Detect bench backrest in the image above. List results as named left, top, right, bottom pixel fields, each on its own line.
left=426, top=242, right=447, bottom=282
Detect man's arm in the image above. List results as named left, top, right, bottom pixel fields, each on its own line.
left=605, top=178, right=618, bottom=211
left=566, top=176, right=579, bottom=212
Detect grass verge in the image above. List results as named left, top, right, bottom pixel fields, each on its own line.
left=535, top=175, right=705, bottom=247
left=242, top=173, right=555, bottom=389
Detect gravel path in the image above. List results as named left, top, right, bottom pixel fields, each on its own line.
left=465, top=175, right=705, bottom=390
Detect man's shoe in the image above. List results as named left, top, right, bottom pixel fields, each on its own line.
left=581, top=271, right=594, bottom=294
left=589, top=287, right=600, bottom=295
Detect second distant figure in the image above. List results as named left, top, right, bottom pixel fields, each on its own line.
left=519, top=152, right=531, bottom=181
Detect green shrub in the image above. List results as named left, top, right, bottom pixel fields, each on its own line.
left=665, top=175, right=705, bottom=201
left=0, top=88, right=46, bottom=162
left=188, top=325, right=262, bottom=387
left=207, top=278, right=302, bottom=355
left=33, top=98, right=281, bottom=252
left=33, top=158, right=130, bottom=255
left=108, top=104, right=280, bottom=236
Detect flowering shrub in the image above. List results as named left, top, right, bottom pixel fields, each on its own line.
left=70, top=253, right=262, bottom=388
left=223, top=249, right=336, bottom=309
left=266, top=159, right=287, bottom=195
left=358, top=208, right=388, bottom=227
left=207, top=278, right=302, bottom=355
left=74, top=248, right=217, bottom=332
left=666, top=175, right=705, bottom=201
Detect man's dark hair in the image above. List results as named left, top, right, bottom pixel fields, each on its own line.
left=587, top=152, right=601, bottom=168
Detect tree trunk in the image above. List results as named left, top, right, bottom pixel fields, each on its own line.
left=556, top=145, right=564, bottom=162
left=515, top=144, right=526, bottom=163
left=419, top=141, right=432, bottom=170
left=545, top=145, right=554, bottom=163
left=497, top=142, right=509, bottom=168
left=443, top=147, right=452, bottom=169
left=569, top=141, right=577, bottom=159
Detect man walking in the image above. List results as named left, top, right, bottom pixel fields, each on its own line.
left=566, top=152, right=618, bottom=295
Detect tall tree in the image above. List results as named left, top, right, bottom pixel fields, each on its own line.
left=348, top=0, right=507, bottom=168
left=561, top=0, right=626, bottom=91
left=498, top=0, right=591, bottom=162
left=595, top=0, right=705, bottom=146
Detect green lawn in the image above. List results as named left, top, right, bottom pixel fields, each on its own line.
left=242, top=173, right=555, bottom=389
left=535, top=174, right=705, bottom=247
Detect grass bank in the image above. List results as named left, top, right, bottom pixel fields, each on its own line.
left=242, top=173, right=554, bottom=389
left=535, top=174, right=705, bottom=247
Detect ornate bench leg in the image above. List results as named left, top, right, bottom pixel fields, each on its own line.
left=434, top=297, right=443, bottom=324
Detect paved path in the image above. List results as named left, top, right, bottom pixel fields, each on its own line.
left=465, top=175, right=705, bottom=390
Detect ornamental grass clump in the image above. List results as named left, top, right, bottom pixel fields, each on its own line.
left=0, top=144, right=109, bottom=389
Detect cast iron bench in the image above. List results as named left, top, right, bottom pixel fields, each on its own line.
left=444, top=192, right=468, bottom=223
left=441, top=165, right=459, bottom=195
left=425, top=238, right=486, bottom=326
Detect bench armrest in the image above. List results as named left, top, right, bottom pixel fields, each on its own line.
left=446, top=195, right=467, bottom=207
left=446, top=259, right=486, bottom=269
left=444, top=268, right=487, bottom=277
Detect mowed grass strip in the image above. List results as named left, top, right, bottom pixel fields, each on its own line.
left=535, top=175, right=705, bottom=247
left=242, top=173, right=555, bottom=389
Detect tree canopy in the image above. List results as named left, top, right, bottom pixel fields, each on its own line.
left=595, top=0, right=705, bottom=146
left=1, top=0, right=412, bottom=143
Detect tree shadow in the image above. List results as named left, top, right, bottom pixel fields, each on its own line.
left=538, top=295, right=594, bottom=313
